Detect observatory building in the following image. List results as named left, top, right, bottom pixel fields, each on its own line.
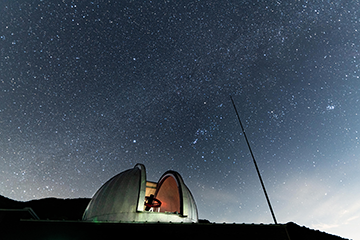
left=82, top=163, right=198, bottom=223
left=0, top=164, right=347, bottom=239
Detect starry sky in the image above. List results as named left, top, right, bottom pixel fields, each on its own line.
left=1, top=1, right=360, bottom=239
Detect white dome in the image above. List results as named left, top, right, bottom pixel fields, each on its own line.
left=83, top=164, right=198, bottom=223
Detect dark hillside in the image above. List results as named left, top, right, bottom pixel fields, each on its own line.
left=0, top=195, right=24, bottom=209
left=0, top=195, right=90, bottom=220
left=27, top=197, right=91, bottom=220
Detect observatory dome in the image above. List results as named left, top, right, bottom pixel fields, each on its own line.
left=82, top=164, right=198, bottom=223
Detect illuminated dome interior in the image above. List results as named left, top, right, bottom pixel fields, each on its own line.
left=82, top=164, right=198, bottom=223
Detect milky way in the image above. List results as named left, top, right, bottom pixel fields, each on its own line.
left=1, top=1, right=360, bottom=239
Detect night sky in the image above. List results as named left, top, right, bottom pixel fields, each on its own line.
left=1, top=1, right=360, bottom=239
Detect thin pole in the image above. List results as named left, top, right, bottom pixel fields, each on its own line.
left=230, top=96, right=278, bottom=224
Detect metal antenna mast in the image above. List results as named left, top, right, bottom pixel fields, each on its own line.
left=230, top=96, right=278, bottom=224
